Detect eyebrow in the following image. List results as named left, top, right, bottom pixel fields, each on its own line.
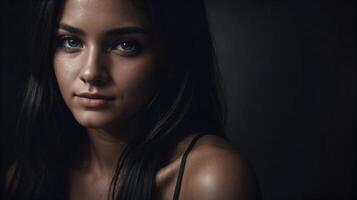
left=58, top=23, right=148, bottom=36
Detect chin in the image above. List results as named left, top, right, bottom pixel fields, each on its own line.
left=72, top=110, right=122, bottom=129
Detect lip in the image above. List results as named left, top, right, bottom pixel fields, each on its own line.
left=75, top=92, right=115, bottom=108
left=76, top=92, right=115, bottom=100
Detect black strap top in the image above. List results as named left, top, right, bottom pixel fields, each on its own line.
left=172, top=133, right=208, bottom=200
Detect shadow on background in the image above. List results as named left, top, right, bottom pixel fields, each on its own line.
left=205, top=0, right=355, bottom=199
left=1, top=1, right=355, bottom=199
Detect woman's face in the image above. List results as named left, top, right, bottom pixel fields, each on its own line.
left=54, top=0, right=165, bottom=129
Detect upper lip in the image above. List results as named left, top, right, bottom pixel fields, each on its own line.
left=76, top=92, right=115, bottom=100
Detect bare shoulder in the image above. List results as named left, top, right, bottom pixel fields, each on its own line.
left=179, top=134, right=261, bottom=200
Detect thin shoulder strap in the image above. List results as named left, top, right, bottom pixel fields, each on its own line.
left=172, top=133, right=208, bottom=200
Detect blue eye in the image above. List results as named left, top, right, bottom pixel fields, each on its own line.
left=115, top=41, right=139, bottom=54
left=57, top=36, right=83, bottom=51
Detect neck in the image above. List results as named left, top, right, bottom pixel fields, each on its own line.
left=80, top=119, right=140, bottom=178
left=86, top=128, right=126, bottom=177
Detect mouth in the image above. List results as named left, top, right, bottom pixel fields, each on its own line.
left=75, top=92, right=115, bottom=108
left=76, top=92, right=115, bottom=100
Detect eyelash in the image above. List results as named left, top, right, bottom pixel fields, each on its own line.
left=56, top=35, right=142, bottom=56
left=113, top=41, right=141, bottom=56
left=56, top=36, right=83, bottom=52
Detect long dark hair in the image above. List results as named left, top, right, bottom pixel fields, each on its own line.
left=5, top=0, right=226, bottom=199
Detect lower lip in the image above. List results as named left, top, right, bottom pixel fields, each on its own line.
left=76, top=96, right=113, bottom=108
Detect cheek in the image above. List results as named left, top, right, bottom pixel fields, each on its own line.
left=111, top=56, right=162, bottom=111
left=53, top=54, right=81, bottom=98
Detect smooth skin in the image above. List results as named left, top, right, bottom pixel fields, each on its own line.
left=51, top=0, right=260, bottom=199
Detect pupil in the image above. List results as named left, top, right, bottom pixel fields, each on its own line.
left=69, top=39, right=77, bottom=47
left=123, top=42, right=133, bottom=50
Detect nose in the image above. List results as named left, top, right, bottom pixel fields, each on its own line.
left=79, top=46, right=109, bottom=86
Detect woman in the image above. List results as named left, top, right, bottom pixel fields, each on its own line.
left=4, top=0, right=260, bottom=199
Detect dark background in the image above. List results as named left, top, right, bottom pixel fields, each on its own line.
left=1, top=1, right=355, bottom=199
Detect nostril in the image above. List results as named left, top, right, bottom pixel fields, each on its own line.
left=80, top=74, right=109, bottom=86
left=92, top=78, right=108, bottom=86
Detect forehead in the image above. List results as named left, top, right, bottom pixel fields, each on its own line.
left=60, top=0, right=147, bottom=30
